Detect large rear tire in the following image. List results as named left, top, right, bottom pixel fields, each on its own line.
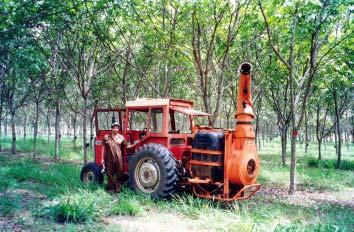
left=129, top=143, right=178, bottom=199
left=80, top=162, right=104, bottom=185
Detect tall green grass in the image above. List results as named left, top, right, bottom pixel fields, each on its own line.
left=259, top=139, right=353, bottom=161
left=42, top=187, right=146, bottom=223
left=0, top=158, right=84, bottom=197
left=0, top=137, right=353, bottom=231
left=259, top=156, right=354, bottom=190
left=0, top=193, right=21, bottom=217
left=0, top=136, right=93, bottom=161
left=307, top=157, right=354, bottom=170
left=0, top=156, right=146, bottom=225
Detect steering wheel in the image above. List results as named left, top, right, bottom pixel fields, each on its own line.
left=139, top=127, right=147, bottom=139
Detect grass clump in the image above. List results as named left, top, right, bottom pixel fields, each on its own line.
left=274, top=223, right=336, bottom=232
left=168, top=194, right=217, bottom=219
left=108, top=187, right=147, bottom=216
left=46, top=189, right=103, bottom=223
left=108, top=197, right=142, bottom=216
left=45, top=188, right=145, bottom=223
left=50, top=196, right=95, bottom=223
left=0, top=193, right=21, bottom=217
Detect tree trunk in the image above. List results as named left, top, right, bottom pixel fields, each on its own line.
left=333, top=89, right=342, bottom=169
left=4, top=114, right=8, bottom=138
left=226, top=114, right=230, bottom=129
left=280, top=126, right=288, bottom=166
left=73, top=112, right=77, bottom=145
left=54, top=99, right=61, bottom=161
left=0, top=100, right=2, bottom=152
left=33, top=101, right=39, bottom=152
left=23, top=113, right=27, bottom=141
left=255, top=116, right=260, bottom=147
left=255, top=97, right=262, bottom=150
left=266, top=123, right=270, bottom=142
left=90, top=112, right=94, bottom=148
left=289, top=131, right=297, bottom=194
left=258, top=125, right=262, bottom=150
left=351, top=116, right=354, bottom=144
left=335, top=117, right=342, bottom=168
left=262, top=124, right=265, bottom=147
left=288, top=13, right=298, bottom=196
left=316, top=104, right=321, bottom=160
left=47, top=108, right=51, bottom=143
left=122, top=49, right=131, bottom=104
left=304, top=113, right=308, bottom=154
left=0, top=117, right=2, bottom=152
left=83, top=97, right=88, bottom=164
left=324, top=135, right=327, bottom=149
left=10, top=112, right=16, bottom=155
left=66, top=116, right=71, bottom=138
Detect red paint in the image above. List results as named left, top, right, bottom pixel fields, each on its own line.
left=92, top=100, right=201, bottom=174
left=292, top=130, right=299, bottom=138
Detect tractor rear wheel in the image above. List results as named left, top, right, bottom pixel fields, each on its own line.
left=80, top=162, right=104, bottom=185
left=129, top=143, right=178, bottom=199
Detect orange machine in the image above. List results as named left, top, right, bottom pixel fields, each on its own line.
left=81, top=63, right=260, bottom=202
left=188, top=63, right=260, bottom=201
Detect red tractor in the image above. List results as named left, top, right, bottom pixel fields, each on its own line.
left=80, top=63, right=260, bottom=201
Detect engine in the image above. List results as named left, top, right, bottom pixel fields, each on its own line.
left=187, top=62, right=261, bottom=201
left=191, top=131, right=224, bottom=181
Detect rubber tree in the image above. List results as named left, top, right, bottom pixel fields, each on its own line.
left=41, top=34, right=68, bottom=161
left=29, top=71, right=47, bottom=153
left=54, top=10, right=111, bottom=164
left=0, top=74, right=4, bottom=152
left=2, top=46, right=41, bottom=154
left=189, top=0, right=249, bottom=126
left=259, top=0, right=351, bottom=194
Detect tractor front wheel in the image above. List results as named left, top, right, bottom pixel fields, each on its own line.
left=80, top=162, right=104, bottom=185
left=129, top=143, right=178, bottom=199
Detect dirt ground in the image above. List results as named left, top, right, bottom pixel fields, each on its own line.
left=259, top=185, right=354, bottom=208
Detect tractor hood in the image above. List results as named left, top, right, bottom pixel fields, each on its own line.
left=171, top=107, right=210, bottom=116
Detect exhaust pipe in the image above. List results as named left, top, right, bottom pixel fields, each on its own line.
left=235, top=62, right=254, bottom=121
left=227, top=62, right=259, bottom=188
left=240, top=62, right=252, bottom=75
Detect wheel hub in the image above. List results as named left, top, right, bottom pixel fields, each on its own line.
left=136, top=158, right=160, bottom=192
left=84, top=171, right=95, bottom=183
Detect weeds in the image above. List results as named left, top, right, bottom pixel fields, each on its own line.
left=0, top=138, right=353, bottom=231
left=167, top=194, right=217, bottom=219
left=0, top=193, right=21, bottom=217
left=108, top=197, right=142, bottom=216
left=47, top=190, right=98, bottom=223
left=44, top=188, right=144, bottom=223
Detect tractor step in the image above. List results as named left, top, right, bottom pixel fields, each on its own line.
left=190, top=148, right=223, bottom=155
left=188, top=177, right=223, bottom=186
left=189, top=160, right=223, bottom=166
